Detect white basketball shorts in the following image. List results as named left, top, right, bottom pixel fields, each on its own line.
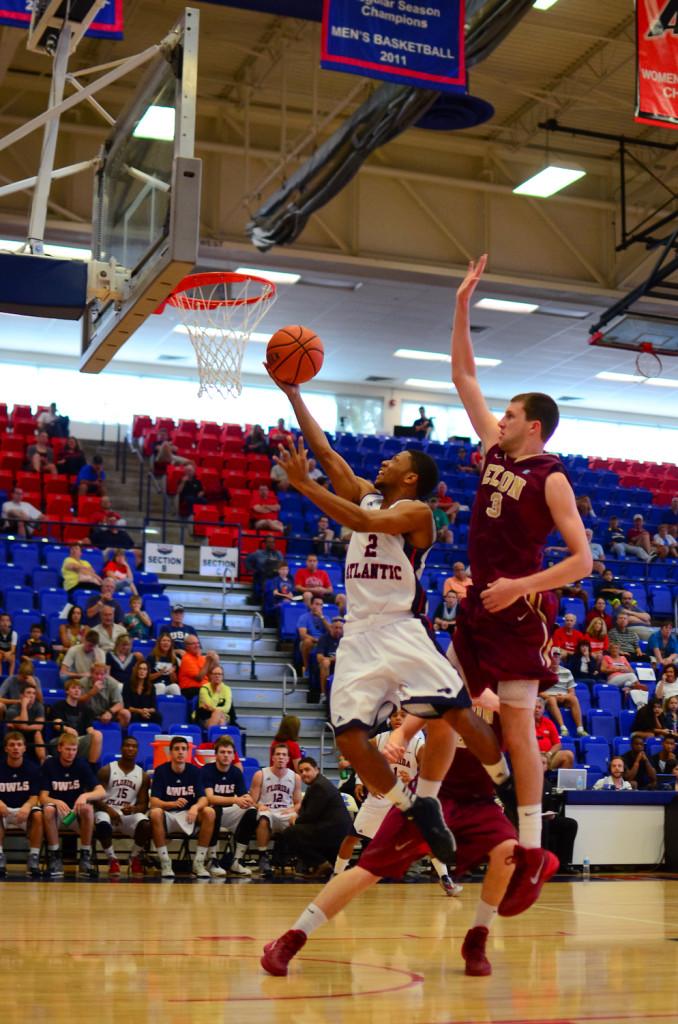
left=94, top=810, right=148, bottom=837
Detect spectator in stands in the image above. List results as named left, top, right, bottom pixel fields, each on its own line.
left=7, top=679, right=46, bottom=764
left=592, top=756, right=633, bottom=791
left=250, top=483, right=284, bottom=533
left=443, top=561, right=473, bottom=599
left=57, top=606, right=87, bottom=660
left=159, top=605, right=198, bottom=652
left=266, top=562, right=296, bottom=616
left=49, top=679, right=103, bottom=766
left=60, top=630, right=105, bottom=686
left=270, top=715, right=303, bottom=772
left=661, top=696, right=678, bottom=738
left=106, top=633, right=141, bottom=688
left=585, top=597, right=613, bottom=631
left=412, top=405, right=433, bottom=439
left=667, top=496, right=678, bottom=526
left=552, top=613, right=583, bottom=662
left=0, top=614, right=18, bottom=677
left=270, top=459, right=290, bottom=492
left=542, top=649, right=588, bottom=738
left=600, top=640, right=640, bottom=692
left=196, top=663, right=237, bottom=729
left=249, top=743, right=302, bottom=877
left=433, top=591, right=458, bottom=634
left=313, top=515, right=336, bottom=556
left=103, top=548, right=137, bottom=594
left=656, top=664, right=678, bottom=702
left=244, top=424, right=268, bottom=454
left=202, top=735, right=256, bottom=878
left=276, top=755, right=352, bottom=878
left=585, top=618, right=609, bottom=666
left=177, top=635, right=220, bottom=702
left=653, top=523, right=678, bottom=559
left=81, top=661, right=130, bottom=729
left=651, top=735, right=677, bottom=774
left=608, top=612, right=644, bottom=661
left=0, top=731, right=43, bottom=877
left=85, top=578, right=123, bottom=626
left=1, top=486, right=43, bottom=537
left=41, top=731, right=105, bottom=878
left=123, top=595, right=152, bottom=641
left=0, top=660, right=41, bottom=721
left=149, top=736, right=215, bottom=879
left=428, top=496, right=453, bottom=544
left=77, top=454, right=107, bottom=497
left=93, top=735, right=151, bottom=876
left=61, top=543, right=102, bottom=598
left=649, top=622, right=678, bottom=674
left=246, top=535, right=284, bottom=600
left=594, top=568, right=626, bottom=603
left=315, top=618, right=343, bottom=704
left=93, top=605, right=126, bottom=653
left=294, top=553, right=334, bottom=605
left=436, top=481, right=460, bottom=524
left=570, top=638, right=600, bottom=680
left=26, top=430, right=57, bottom=476
left=122, top=660, right=161, bottom=725
left=576, top=495, right=596, bottom=521
left=627, top=514, right=654, bottom=559
left=297, top=595, right=330, bottom=678
left=151, top=428, right=193, bottom=480
left=56, top=435, right=85, bottom=476
left=585, top=528, right=605, bottom=575
left=622, top=735, right=657, bottom=790
left=37, top=401, right=68, bottom=437
left=90, top=512, right=139, bottom=558
left=176, top=464, right=206, bottom=520
left=615, top=591, right=651, bottom=630
left=630, top=696, right=664, bottom=739
left=21, top=623, right=52, bottom=662
left=604, top=516, right=650, bottom=562
left=268, top=418, right=293, bottom=450
left=540, top=752, right=579, bottom=873
left=148, top=634, right=181, bottom=695
left=534, top=696, right=574, bottom=771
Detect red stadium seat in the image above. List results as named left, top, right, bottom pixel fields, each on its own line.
left=198, top=453, right=224, bottom=471
left=0, top=468, right=14, bottom=492
left=12, top=421, right=37, bottom=438
left=177, top=419, right=198, bottom=435
left=44, top=476, right=69, bottom=495
left=62, top=518, right=91, bottom=543
left=45, top=495, right=72, bottom=517
left=222, top=424, right=244, bottom=438
left=193, top=505, right=221, bottom=537
left=21, top=490, right=42, bottom=510
left=155, top=417, right=175, bottom=433
left=0, top=453, right=24, bottom=473
left=16, top=471, right=42, bottom=491
left=199, top=421, right=220, bottom=437
left=165, top=464, right=185, bottom=496
left=222, top=470, right=247, bottom=490
left=206, top=527, right=240, bottom=547
left=132, top=415, right=152, bottom=439
left=78, top=495, right=103, bottom=519
left=199, top=469, right=222, bottom=498
left=221, top=437, right=245, bottom=455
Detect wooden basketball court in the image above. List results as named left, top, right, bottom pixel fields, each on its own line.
left=3, top=876, right=677, bottom=1023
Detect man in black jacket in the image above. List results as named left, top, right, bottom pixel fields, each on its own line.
left=276, top=756, right=351, bottom=877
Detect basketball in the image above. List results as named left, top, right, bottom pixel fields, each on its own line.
left=266, top=325, right=324, bottom=384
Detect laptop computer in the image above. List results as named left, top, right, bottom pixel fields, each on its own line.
left=556, top=767, right=588, bottom=791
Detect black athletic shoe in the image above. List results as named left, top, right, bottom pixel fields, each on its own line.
left=405, top=796, right=456, bottom=864
left=78, top=851, right=98, bottom=879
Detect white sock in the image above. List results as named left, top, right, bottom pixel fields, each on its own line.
left=104, top=846, right=115, bottom=860
left=473, top=899, right=498, bottom=931
left=384, top=779, right=414, bottom=811
left=234, top=843, right=248, bottom=861
left=431, top=857, right=448, bottom=879
left=518, top=804, right=542, bottom=848
left=207, top=846, right=217, bottom=861
left=194, top=845, right=208, bottom=863
left=415, top=777, right=441, bottom=799
left=48, top=844, right=60, bottom=853
left=483, top=755, right=510, bottom=786
left=292, top=903, right=328, bottom=937
left=334, top=856, right=349, bottom=875
left=80, top=845, right=91, bottom=854
left=29, top=847, right=40, bottom=856
left=130, top=844, right=141, bottom=857
left=157, top=846, right=170, bottom=861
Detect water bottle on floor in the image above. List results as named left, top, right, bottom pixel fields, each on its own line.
left=582, top=856, right=591, bottom=881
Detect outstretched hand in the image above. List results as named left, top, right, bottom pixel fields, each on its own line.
left=456, top=254, right=487, bottom=304
left=263, top=362, right=300, bottom=401
left=274, top=436, right=311, bottom=489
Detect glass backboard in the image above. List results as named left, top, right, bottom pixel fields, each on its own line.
left=589, top=313, right=678, bottom=355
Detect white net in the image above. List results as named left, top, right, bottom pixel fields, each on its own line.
left=169, top=274, right=277, bottom=397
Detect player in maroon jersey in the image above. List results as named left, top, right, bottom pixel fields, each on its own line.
left=448, top=254, right=592, bottom=915
left=261, top=702, right=518, bottom=979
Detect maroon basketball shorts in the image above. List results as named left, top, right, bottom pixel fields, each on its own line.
left=452, top=586, right=558, bottom=698
left=359, top=797, right=516, bottom=879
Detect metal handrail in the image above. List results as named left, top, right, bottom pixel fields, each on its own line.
left=281, top=662, right=297, bottom=715
left=220, top=564, right=236, bottom=630
left=319, top=721, right=336, bottom=774
left=249, top=611, right=264, bottom=680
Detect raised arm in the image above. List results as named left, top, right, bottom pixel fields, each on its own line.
left=451, top=255, right=500, bottom=451
left=266, top=374, right=371, bottom=503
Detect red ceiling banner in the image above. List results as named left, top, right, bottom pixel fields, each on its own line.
left=635, top=0, right=678, bottom=129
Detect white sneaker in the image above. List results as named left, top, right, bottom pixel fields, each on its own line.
left=209, top=862, right=227, bottom=878
left=230, top=860, right=252, bottom=877
left=559, top=725, right=569, bottom=737
left=193, top=859, right=211, bottom=879
left=160, top=858, right=175, bottom=879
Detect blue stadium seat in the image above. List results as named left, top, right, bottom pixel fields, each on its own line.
left=581, top=739, right=610, bottom=771
left=171, top=725, right=202, bottom=746
left=32, top=661, right=60, bottom=687
left=44, top=545, right=68, bottom=573
left=95, top=722, right=122, bottom=763
left=12, top=610, right=40, bottom=637
left=128, top=721, right=162, bottom=769
left=560, top=597, right=586, bottom=626
left=279, top=602, right=307, bottom=641
left=41, top=686, right=65, bottom=708
left=132, top=639, right=155, bottom=657
left=241, top=756, right=260, bottom=788
left=612, top=736, right=632, bottom=757
left=207, top=724, right=243, bottom=756
left=435, top=631, right=451, bottom=654
left=619, top=708, right=636, bottom=735
left=586, top=710, right=616, bottom=743
left=39, top=588, right=68, bottom=617
left=0, top=568, right=27, bottom=589
left=82, top=547, right=104, bottom=573
left=625, top=582, right=648, bottom=610
left=8, top=542, right=41, bottom=571
left=2, top=585, right=35, bottom=614
left=31, top=568, right=60, bottom=590
left=573, top=683, right=591, bottom=714
left=648, top=584, right=674, bottom=616
left=144, top=595, right=172, bottom=621
left=156, top=694, right=188, bottom=732
left=594, top=684, right=622, bottom=716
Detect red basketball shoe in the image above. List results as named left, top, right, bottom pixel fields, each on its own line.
left=261, top=929, right=307, bottom=977
left=461, top=926, right=491, bottom=976
left=498, top=845, right=559, bottom=917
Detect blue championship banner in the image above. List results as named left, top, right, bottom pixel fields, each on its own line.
left=0, top=0, right=123, bottom=39
left=321, top=0, right=465, bottom=93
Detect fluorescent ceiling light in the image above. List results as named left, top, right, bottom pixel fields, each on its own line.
left=133, top=105, right=175, bottom=141
left=643, top=376, right=678, bottom=388
left=476, top=297, right=538, bottom=314
left=235, top=267, right=301, bottom=285
left=173, top=325, right=270, bottom=343
left=533, top=0, right=559, bottom=10
left=404, top=378, right=451, bottom=391
left=0, top=239, right=91, bottom=261
left=513, top=165, right=586, bottom=198
left=394, top=348, right=501, bottom=367
left=596, top=371, right=645, bottom=383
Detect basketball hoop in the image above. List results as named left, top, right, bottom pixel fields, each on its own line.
left=162, top=271, right=277, bottom=397
left=635, top=341, right=663, bottom=380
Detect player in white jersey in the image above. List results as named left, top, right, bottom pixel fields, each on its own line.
left=94, top=736, right=151, bottom=876
left=268, top=373, right=508, bottom=864
left=334, top=708, right=424, bottom=873
left=249, top=744, right=302, bottom=876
